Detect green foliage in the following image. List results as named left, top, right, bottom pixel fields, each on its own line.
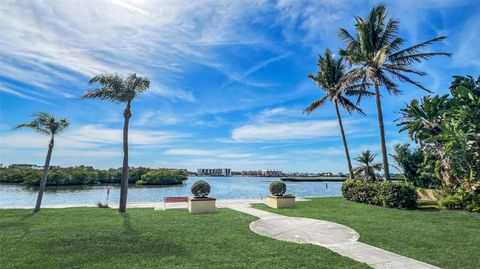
left=82, top=73, right=150, bottom=104
left=136, top=169, right=187, bottom=185
left=191, top=180, right=211, bottom=197
left=390, top=144, right=441, bottom=188
left=342, top=179, right=418, bottom=208
left=269, top=181, right=287, bottom=196
left=305, top=48, right=370, bottom=115
left=397, top=74, right=480, bottom=211
left=439, top=184, right=480, bottom=212
left=353, top=150, right=382, bottom=181
left=16, top=112, right=69, bottom=136
left=342, top=179, right=379, bottom=204
left=0, top=166, right=186, bottom=186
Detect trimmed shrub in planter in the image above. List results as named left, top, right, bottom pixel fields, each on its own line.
left=342, top=179, right=418, bottom=209
left=267, top=181, right=295, bottom=208
left=191, top=180, right=211, bottom=198
left=189, top=180, right=215, bottom=214
left=269, top=181, right=286, bottom=196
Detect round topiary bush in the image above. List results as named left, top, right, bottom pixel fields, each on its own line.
left=269, top=181, right=286, bottom=196
left=191, top=180, right=211, bottom=198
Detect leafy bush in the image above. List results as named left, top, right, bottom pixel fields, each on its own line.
left=191, top=180, right=211, bottom=198
left=377, top=181, right=418, bottom=208
left=136, top=169, right=188, bottom=185
left=342, top=179, right=379, bottom=204
left=439, top=186, right=480, bottom=212
left=269, top=181, right=286, bottom=196
left=342, top=179, right=418, bottom=209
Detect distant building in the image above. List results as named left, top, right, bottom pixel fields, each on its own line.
left=241, top=169, right=283, bottom=177
left=197, top=168, right=231, bottom=176
left=8, top=164, right=43, bottom=169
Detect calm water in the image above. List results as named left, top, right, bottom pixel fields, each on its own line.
left=0, top=176, right=342, bottom=207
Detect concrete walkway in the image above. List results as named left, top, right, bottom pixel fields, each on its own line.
left=223, top=202, right=440, bottom=269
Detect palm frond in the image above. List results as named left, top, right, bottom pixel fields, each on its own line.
left=386, top=69, right=432, bottom=93
left=303, top=96, right=328, bottom=115
left=388, top=36, right=449, bottom=59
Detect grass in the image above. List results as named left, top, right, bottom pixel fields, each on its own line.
left=253, top=197, right=480, bottom=269
left=0, top=207, right=368, bottom=269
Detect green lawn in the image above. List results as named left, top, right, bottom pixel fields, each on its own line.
left=0, top=208, right=368, bottom=269
left=254, top=197, right=480, bottom=269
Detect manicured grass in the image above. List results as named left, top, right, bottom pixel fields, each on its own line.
left=0, top=208, right=368, bottom=269
left=254, top=197, right=480, bottom=269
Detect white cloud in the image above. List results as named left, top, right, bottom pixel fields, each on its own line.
left=165, top=148, right=212, bottom=156
left=232, top=120, right=342, bottom=142
left=0, top=0, right=275, bottom=103
left=0, top=124, right=183, bottom=150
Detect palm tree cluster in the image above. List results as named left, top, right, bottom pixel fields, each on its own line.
left=305, top=4, right=449, bottom=180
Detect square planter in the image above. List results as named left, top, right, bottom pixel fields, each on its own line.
left=188, top=197, right=216, bottom=214
left=266, top=195, right=295, bottom=208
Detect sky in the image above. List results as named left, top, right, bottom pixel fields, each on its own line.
left=0, top=0, right=479, bottom=173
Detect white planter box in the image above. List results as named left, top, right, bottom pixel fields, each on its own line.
left=266, top=195, right=295, bottom=208
left=188, top=197, right=216, bottom=214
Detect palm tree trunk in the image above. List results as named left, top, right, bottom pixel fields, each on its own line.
left=34, top=137, right=54, bottom=213
left=335, top=102, right=355, bottom=179
left=374, top=83, right=391, bottom=181
left=119, top=102, right=131, bottom=213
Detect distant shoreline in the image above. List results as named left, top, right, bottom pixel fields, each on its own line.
left=281, top=177, right=347, bottom=182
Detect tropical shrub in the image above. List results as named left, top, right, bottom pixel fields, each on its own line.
left=269, top=181, right=286, bottom=196
left=342, top=179, right=379, bottom=204
left=191, top=180, right=211, bottom=198
left=136, top=169, right=188, bottom=185
left=342, top=179, right=418, bottom=209
left=397, top=74, right=480, bottom=211
left=377, top=181, right=418, bottom=208
left=390, top=144, right=441, bottom=188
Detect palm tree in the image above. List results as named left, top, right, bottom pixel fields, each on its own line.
left=338, top=5, right=450, bottom=181
left=305, top=48, right=372, bottom=179
left=16, top=112, right=69, bottom=212
left=354, top=150, right=382, bottom=181
left=82, top=73, right=150, bottom=213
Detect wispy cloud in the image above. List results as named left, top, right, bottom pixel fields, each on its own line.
left=232, top=120, right=342, bottom=142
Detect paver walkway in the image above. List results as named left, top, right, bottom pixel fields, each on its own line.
left=223, top=202, right=440, bottom=269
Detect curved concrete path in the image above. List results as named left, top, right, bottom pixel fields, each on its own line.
left=222, top=203, right=440, bottom=269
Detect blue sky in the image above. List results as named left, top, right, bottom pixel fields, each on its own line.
left=0, top=0, right=479, bottom=172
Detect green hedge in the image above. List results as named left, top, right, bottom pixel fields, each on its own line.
left=136, top=169, right=188, bottom=185
left=342, top=179, right=418, bottom=208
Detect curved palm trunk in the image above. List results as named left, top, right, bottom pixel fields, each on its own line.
left=374, top=83, right=391, bottom=181
left=34, top=137, right=54, bottom=213
left=334, top=103, right=355, bottom=179
left=119, top=102, right=131, bottom=213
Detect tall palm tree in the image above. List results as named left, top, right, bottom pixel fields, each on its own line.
left=354, top=150, right=383, bottom=181
left=16, top=112, right=69, bottom=212
left=82, top=73, right=150, bottom=213
left=338, top=5, right=450, bottom=181
left=305, top=48, right=372, bottom=179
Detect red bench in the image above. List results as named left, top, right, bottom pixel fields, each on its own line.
left=163, top=196, right=188, bottom=209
